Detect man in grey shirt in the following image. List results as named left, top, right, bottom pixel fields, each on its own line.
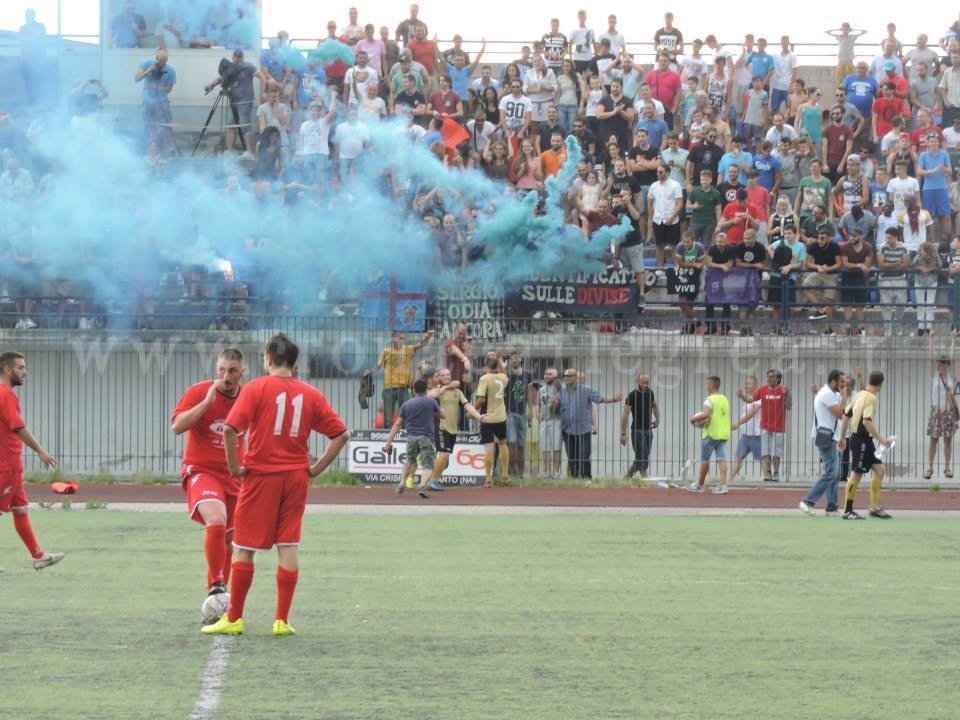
left=910, top=62, right=939, bottom=122
left=383, top=378, right=445, bottom=497
left=559, top=369, right=622, bottom=479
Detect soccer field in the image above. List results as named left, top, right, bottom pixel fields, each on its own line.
left=4, top=510, right=958, bottom=720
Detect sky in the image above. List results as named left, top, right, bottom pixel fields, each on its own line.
left=1, top=1, right=957, bottom=64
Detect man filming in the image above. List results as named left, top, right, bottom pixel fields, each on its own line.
left=204, top=49, right=258, bottom=155
left=134, top=49, right=176, bottom=153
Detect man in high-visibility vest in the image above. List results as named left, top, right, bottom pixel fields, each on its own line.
left=689, top=375, right=731, bottom=494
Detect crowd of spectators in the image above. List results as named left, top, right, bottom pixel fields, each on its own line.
left=9, top=7, right=960, bottom=333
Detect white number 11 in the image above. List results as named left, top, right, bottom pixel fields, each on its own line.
left=273, top=392, right=304, bottom=436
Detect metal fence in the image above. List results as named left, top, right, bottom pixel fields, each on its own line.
left=4, top=315, right=955, bottom=486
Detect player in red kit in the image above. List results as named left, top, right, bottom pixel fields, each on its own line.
left=0, top=351, right=64, bottom=571
left=171, top=348, right=245, bottom=616
left=202, top=333, right=349, bottom=637
left=750, top=369, right=791, bottom=481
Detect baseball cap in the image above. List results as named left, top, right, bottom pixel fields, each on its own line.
left=883, top=59, right=897, bottom=71
left=846, top=153, right=861, bottom=164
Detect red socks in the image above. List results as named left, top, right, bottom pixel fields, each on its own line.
left=275, top=566, right=299, bottom=622
left=204, top=524, right=227, bottom=588
left=222, top=537, right=233, bottom=588
left=227, top=561, right=254, bottom=622
left=13, top=513, right=43, bottom=559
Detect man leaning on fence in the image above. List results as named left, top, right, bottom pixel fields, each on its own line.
left=368, top=329, right=434, bottom=427
left=800, top=370, right=848, bottom=516
left=560, top=369, right=621, bottom=480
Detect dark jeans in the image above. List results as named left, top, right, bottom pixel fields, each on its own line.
left=383, top=387, right=409, bottom=427
left=705, top=304, right=731, bottom=333
left=631, top=429, right=653, bottom=473
left=563, top=431, right=592, bottom=478
left=768, top=276, right=795, bottom=331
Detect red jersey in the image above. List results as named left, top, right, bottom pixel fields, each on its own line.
left=911, top=125, right=945, bottom=154
left=721, top=201, right=765, bottom=244
left=753, top=384, right=789, bottom=432
left=225, top=375, right=347, bottom=473
left=872, top=97, right=905, bottom=137
left=172, top=381, right=244, bottom=478
left=0, top=385, right=25, bottom=472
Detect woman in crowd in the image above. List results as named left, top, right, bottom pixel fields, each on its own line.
left=555, top=59, right=582, bottom=133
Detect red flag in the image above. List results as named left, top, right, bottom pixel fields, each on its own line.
left=440, top=117, right=469, bottom=150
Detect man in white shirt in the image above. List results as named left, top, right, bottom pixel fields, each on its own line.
left=498, top=80, right=532, bottom=139
left=598, top=14, right=625, bottom=55
left=886, top=159, right=920, bottom=214
left=799, top=370, right=847, bottom=515
left=729, top=375, right=762, bottom=484
left=764, top=113, right=798, bottom=147
left=464, top=110, right=495, bottom=157
left=568, top=10, right=595, bottom=74
left=771, top=36, right=797, bottom=114
left=343, top=51, right=380, bottom=106
left=647, top=163, right=684, bottom=269
left=897, top=195, right=934, bottom=252
left=299, top=101, right=335, bottom=183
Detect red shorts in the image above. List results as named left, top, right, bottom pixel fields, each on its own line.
left=182, top=470, right=239, bottom=530
left=232, top=470, right=309, bottom=552
left=0, top=470, right=28, bottom=514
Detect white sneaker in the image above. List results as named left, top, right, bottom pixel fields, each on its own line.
left=711, top=485, right=729, bottom=494
left=798, top=500, right=816, bottom=516
left=687, top=481, right=703, bottom=492
left=33, top=551, right=65, bottom=571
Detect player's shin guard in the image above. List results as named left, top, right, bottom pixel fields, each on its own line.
left=869, top=474, right=882, bottom=510
left=499, top=444, right=510, bottom=482
left=227, top=561, right=254, bottom=622
left=204, top=524, right=227, bottom=588
left=222, top=536, right=233, bottom=587
left=275, top=566, right=299, bottom=622
left=430, top=454, right=448, bottom=481
left=12, top=513, right=43, bottom=559
left=844, top=475, right=860, bottom=513
left=484, top=446, right=494, bottom=485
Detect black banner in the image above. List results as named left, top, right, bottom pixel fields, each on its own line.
left=515, top=269, right=639, bottom=314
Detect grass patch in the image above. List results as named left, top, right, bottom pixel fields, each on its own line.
left=4, top=512, right=959, bottom=719
left=309, top=467, right=360, bottom=486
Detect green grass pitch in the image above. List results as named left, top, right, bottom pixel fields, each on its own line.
left=3, top=510, right=959, bottom=719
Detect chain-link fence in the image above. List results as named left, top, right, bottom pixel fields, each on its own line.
left=5, top=315, right=955, bottom=486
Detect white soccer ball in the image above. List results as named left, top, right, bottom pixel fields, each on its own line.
left=201, top=592, right=231, bottom=624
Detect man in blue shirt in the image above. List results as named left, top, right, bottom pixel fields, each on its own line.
left=717, top=137, right=754, bottom=184
left=110, top=1, right=146, bottom=48
left=559, top=369, right=622, bottom=479
left=134, top=49, right=176, bottom=154
left=746, top=37, right=775, bottom=89
left=635, top=101, right=669, bottom=149
left=917, top=133, right=953, bottom=246
left=753, top=141, right=782, bottom=194
left=843, top=62, right=878, bottom=142
left=446, top=41, right=486, bottom=106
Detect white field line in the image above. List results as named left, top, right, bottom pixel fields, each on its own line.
left=188, top=636, right=232, bottom=720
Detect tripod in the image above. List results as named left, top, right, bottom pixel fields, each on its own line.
left=192, top=90, right=247, bottom=156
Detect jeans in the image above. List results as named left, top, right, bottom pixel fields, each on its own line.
left=630, top=429, right=653, bottom=473
left=563, top=431, right=592, bottom=478
left=383, top=386, right=409, bottom=427
left=557, top=104, right=578, bottom=133
left=804, top=443, right=839, bottom=511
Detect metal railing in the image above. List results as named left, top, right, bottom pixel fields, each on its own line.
left=5, top=315, right=955, bottom=487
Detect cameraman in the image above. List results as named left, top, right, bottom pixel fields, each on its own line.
left=134, top=49, right=176, bottom=153
left=204, top=49, right=258, bottom=156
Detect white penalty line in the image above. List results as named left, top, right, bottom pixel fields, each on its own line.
left=189, top=636, right=232, bottom=720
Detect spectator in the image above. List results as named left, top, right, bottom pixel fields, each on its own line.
left=753, top=141, right=782, bottom=197
left=764, top=113, right=798, bottom=147
left=621, top=372, right=659, bottom=481
left=876, top=226, right=909, bottom=335
left=771, top=36, right=797, bottom=114
left=436, top=213, right=467, bottom=270
left=542, top=19, right=568, bottom=73
left=646, top=54, right=682, bottom=130
left=134, top=49, right=176, bottom=154
left=839, top=228, right=874, bottom=335
left=204, top=49, right=258, bottom=155
left=913, top=239, right=941, bottom=335
left=344, top=50, right=380, bottom=107
left=768, top=225, right=805, bottom=332
left=821, top=105, right=853, bottom=183
left=406, top=25, right=440, bottom=79
left=653, top=13, right=683, bottom=62
left=257, top=86, right=290, bottom=150
left=333, top=107, right=370, bottom=179
left=539, top=131, right=567, bottom=179
left=871, top=40, right=904, bottom=82
left=611, top=188, right=645, bottom=308
left=843, top=62, right=878, bottom=143
left=368, top=329, right=434, bottom=427
left=729, top=375, right=762, bottom=484
left=635, top=102, right=668, bottom=150
left=538, top=368, right=563, bottom=480
left=596, top=79, right=635, bottom=151
left=661, top=131, right=688, bottom=184
left=110, top=1, right=147, bottom=48
left=647, top=163, right=684, bottom=269
left=569, top=11, right=595, bottom=76
left=673, top=230, right=706, bottom=334
left=681, top=39, right=709, bottom=89
left=832, top=154, right=869, bottom=217
left=918, top=134, right=953, bottom=248
left=803, top=223, right=842, bottom=330
left=688, top=375, right=731, bottom=493
left=258, top=37, right=293, bottom=102
left=833, top=87, right=866, bottom=143
left=343, top=7, right=362, bottom=45
left=719, top=187, right=763, bottom=245
left=718, top=164, right=743, bottom=208
left=741, top=75, right=769, bottom=154
left=18, top=9, right=47, bottom=107
left=395, top=4, right=427, bottom=45
left=688, top=169, right=721, bottom=246
left=391, top=73, right=427, bottom=121
left=872, top=82, right=905, bottom=146
left=299, top=101, right=336, bottom=185
left=827, top=22, right=867, bottom=88
left=379, top=26, right=399, bottom=69
left=705, top=231, right=735, bottom=334
left=428, top=75, right=463, bottom=123
left=938, top=50, right=960, bottom=127
left=252, top=126, right=283, bottom=179
left=686, top=128, right=722, bottom=189
left=356, top=25, right=388, bottom=77
left=499, top=80, right=532, bottom=141
left=795, top=88, right=823, bottom=153
left=522, top=55, right=557, bottom=143
left=717, top=137, right=754, bottom=187
left=591, top=38, right=618, bottom=80
left=559, top=367, right=621, bottom=479
left=735, top=228, right=767, bottom=335
left=0, top=157, right=34, bottom=201
left=925, top=336, right=959, bottom=480
left=506, top=354, right=533, bottom=479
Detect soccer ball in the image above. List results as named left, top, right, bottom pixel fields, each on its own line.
left=201, top=592, right=230, bottom=624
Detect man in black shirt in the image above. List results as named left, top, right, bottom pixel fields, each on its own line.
left=596, top=79, right=635, bottom=151
left=718, top=164, right=744, bottom=208
left=538, top=105, right=567, bottom=152
left=627, top=128, right=659, bottom=191
left=706, top=231, right=735, bottom=334
left=802, top=224, right=843, bottom=331
left=686, top=129, right=722, bottom=189
left=735, top=228, right=768, bottom=336
left=570, top=115, right=597, bottom=163
left=620, top=372, right=660, bottom=479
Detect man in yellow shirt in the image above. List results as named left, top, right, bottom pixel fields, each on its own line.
left=474, top=353, right=510, bottom=488
left=838, top=371, right=894, bottom=519
left=689, top=375, right=731, bottom=494
left=426, top=367, right=484, bottom=489
left=369, top=329, right=433, bottom=426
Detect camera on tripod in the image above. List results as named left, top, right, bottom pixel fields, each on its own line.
left=208, top=58, right=240, bottom=95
